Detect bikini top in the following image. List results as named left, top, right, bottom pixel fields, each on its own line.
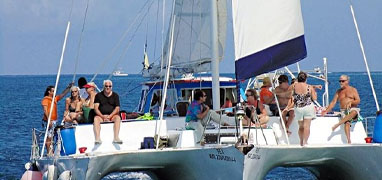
left=293, top=85, right=312, bottom=108
left=69, top=105, right=76, bottom=113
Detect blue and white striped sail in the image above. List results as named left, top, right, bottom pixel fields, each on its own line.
left=232, top=0, right=307, bottom=80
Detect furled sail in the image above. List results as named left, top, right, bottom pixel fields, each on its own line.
left=143, top=0, right=227, bottom=78
left=232, top=0, right=307, bottom=80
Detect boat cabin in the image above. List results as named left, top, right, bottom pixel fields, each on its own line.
left=137, top=76, right=238, bottom=116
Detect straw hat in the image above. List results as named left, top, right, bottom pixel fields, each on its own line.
left=262, top=77, right=272, bottom=87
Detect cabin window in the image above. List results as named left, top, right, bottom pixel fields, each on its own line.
left=150, top=89, right=177, bottom=114
left=180, top=88, right=234, bottom=109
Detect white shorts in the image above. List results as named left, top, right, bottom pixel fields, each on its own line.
left=294, top=104, right=316, bottom=121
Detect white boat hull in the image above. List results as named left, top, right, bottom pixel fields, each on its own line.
left=244, top=144, right=382, bottom=180
left=32, top=115, right=377, bottom=179
left=37, top=146, right=244, bottom=180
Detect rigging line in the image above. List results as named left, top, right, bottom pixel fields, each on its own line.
left=199, top=1, right=202, bottom=89
left=107, top=0, right=154, bottom=80
left=189, top=0, right=195, bottom=66
left=67, top=0, right=75, bottom=22
left=42, top=0, right=75, bottom=158
left=153, top=0, right=161, bottom=64
left=90, top=0, right=152, bottom=82
left=41, top=22, right=71, bottom=158
left=155, top=0, right=166, bottom=136
left=72, top=0, right=91, bottom=83
left=157, top=2, right=176, bottom=149
left=348, top=0, right=379, bottom=111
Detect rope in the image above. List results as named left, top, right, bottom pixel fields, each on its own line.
left=107, top=1, right=154, bottom=80
left=348, top=1, right=379, bottom=111
left=72, top=0, right=91, bottom=83
left=153, top=0, right=161, bottom=65
left=90, top=0, right=152, bottom=82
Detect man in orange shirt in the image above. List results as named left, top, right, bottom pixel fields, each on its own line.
left=41, top=84, right=72, bottom=155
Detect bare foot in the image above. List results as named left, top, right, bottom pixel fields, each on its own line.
left=332, top=124, right=340, bottom=131
left=287, top=130, right=292, bottom=136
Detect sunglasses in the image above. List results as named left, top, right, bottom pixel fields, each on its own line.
left=339, top=80, right=347, bottom=83
left=105, top=85, right=112, bottom=88
left=246, top=94, right=253, bottom=97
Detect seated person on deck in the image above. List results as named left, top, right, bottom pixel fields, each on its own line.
left=185, top=90, right=228, bottom=143
left=93, top=80, right=122, bottom=144
left=274, top=75, right=295, bottom=134
left=221, top=97, right=233, bottom=108
left=244, top=89, right=269, bottom=127
left=260, top=77, right=278, bottom=115
left=82, top=82, right=97, bottom=123
left=64, top=86, right=84, bottom=125
left=321, top=75, right=360, bottom=144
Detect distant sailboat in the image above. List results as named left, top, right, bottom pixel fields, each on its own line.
left=112, top=70, right=128, bottom=76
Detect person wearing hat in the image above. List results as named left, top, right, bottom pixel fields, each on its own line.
left=260, top=77, right=278, bottom=115
left=82, top=82, right=97, bottom=124
left=78, top=77, right=88, bottom=99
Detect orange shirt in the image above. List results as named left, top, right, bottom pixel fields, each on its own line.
left=260, top=87, right=273, bottom=104
left=41, top=96, right=61, bottom=121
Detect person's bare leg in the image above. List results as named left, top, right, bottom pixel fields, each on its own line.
left=93, top=116, right=103, bottom=142
left=298, top=121, right=304, bottom=146
left=113, top=115, right=121, bottom=141
left=332, top=111, right=357, bottom=131
left=287, top=111, right=295, bottom=129
left=46, top=137, right=52, bottom=156
left=303, top=119, right=312, bottom=146
left=344, top=122, right=351, bottom=144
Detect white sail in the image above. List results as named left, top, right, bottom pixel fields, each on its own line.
left=143, top=0, right=227, bottom=78
left=232, top=0, right=307, bottom=80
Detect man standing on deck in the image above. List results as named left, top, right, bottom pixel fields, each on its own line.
left=94, top=80, right=122, bottom=144
left=321, top=75, right=360, bottom=144
left=41, top=83, right=73, bottom=155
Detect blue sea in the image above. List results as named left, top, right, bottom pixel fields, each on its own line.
left=1, top=72, right=381, bottom=179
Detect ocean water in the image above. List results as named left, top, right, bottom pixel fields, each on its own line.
left=1, top=72, right=381, bottom=179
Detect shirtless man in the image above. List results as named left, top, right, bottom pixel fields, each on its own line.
left=274, top=75, right=294, bottom=134
left=321, top=75, right=360, bottom=143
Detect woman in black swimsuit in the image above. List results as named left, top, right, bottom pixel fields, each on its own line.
left=64, top=86, right=84, bottom=124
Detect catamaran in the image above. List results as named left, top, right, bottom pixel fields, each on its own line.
left=22, top=0, right=382, bottom=180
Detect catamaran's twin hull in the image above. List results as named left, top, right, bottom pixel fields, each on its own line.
left=244, top=144, right=382, bottom=180
left=34, top=115, right=374, bottom=179
left=37, top=146, right=244, bottom=180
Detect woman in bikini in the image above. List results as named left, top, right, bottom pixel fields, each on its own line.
left=64, top=86, right=84, bottom=124
left=285, top=72, right=317, bottom=146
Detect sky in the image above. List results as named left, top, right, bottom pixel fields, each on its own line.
left=0, top=0, right=381, bottom=75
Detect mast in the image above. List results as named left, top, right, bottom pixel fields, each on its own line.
left=211, top=0, right=220, bottom=110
